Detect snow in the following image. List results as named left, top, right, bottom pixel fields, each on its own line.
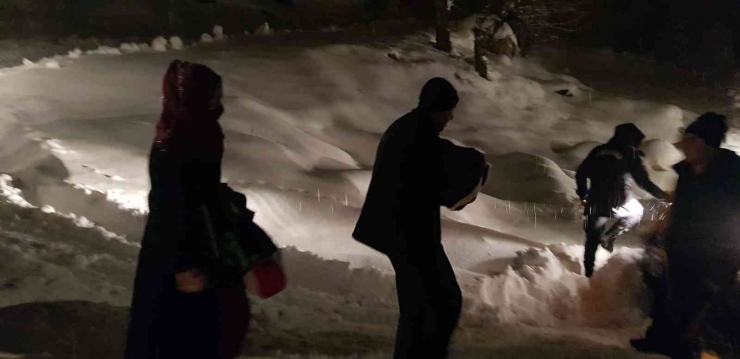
left=0, top=175, right=34, bottom=208
left=482, top=152, right=579, bottom=208
left=494, top=23, right=516, bottom=41
left=151, top=36, right=168, bottom=52
left=169, top=36, right=184, bottom=50
left=201, top=33, right=214, bottom=43
left=43, top=61, right=60, bottom=70
left=21, top=59, right=33, bottom=67
left=85, top=46, right=122, bottom=56
left=214, top=25, right=226, bottom=40
left=119, top=43, right=141, bottom=53
left=67, top=49, right=83, bottom=59
left=255, top=23, right=274, bottom=36
left=0, top=23, right=714, bottom=358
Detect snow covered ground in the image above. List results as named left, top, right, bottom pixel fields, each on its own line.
left=0, top=22, right=714, bottom=358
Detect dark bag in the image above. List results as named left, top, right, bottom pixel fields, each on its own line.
left=201, top=184, right=280, bottom=286
left=440, top=139, right=489, bottom=210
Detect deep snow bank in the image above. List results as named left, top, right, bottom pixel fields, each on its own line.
left=0, top=164, right=650, bottom=330
left=482, top=152, right=579, bottom=207
left=0, top=175, right=136, bottom=308
left=266, top=243, right=648, bottom=331
left=0, top=27, right=689, bottom=219
left=461, top=244, right=647, bottom=328
left=0, top=174, right=648, bottom=329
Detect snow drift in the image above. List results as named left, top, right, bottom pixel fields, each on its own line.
left=482, top=152, right=579, bottom=207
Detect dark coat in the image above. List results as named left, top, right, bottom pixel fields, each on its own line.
left=576, top=141, right=666, bottom=215
left=353, top=110, right=445, bottom=255
left=125, top=145, right=221, bottom=359
left=666, top=149, right=740, bottom=281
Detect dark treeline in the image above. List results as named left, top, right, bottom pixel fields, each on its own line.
left=0, top=0, right=737, bottom=81
left=583, top=0, right=739, bottom=80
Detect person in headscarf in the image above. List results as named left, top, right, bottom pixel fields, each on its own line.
left=576, top=123, right=668, bottom=277
left=632, top=113, right=740, bottom=358
left=353, top=77, right=464, bottom=359
left=125, top=60, right=250, bottom=359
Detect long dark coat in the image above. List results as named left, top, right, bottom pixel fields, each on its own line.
left=125, top=145, right=222, bottom=359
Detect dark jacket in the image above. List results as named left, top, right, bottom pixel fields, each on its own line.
left=125, top=145, right=221, bottom=359
left=576, top=139, right=666, bottom=214
left=353, top=110, right=444, bottom=254
left=665, top=149, right=740, bottom=280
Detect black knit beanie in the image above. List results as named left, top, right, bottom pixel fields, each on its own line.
left=685, top=112, right=728, bottom=148
left=418, top=77, right=459, bottom=112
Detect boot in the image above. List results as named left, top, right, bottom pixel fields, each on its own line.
left=585, top=264, right=594, bottom=278
left=600, top=225, right=627, bottom=253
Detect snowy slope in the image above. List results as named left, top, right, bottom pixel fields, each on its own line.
left=0, top=25, right=697, bottom=358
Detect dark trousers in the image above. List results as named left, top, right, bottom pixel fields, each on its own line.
left=584, top=207, right=642, bottom=277
left=642, top=272, right=674, bottom=344
left=663, top=257, right=740, bottom=358
left=389, top=243, right=462, bottom=359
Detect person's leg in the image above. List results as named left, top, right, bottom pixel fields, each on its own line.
left=602, top=198, right=644, bottom=252
left=163, top=290, right=221, bottom=359
left=390, top=244, right=462, bottom=359
left=632, top=272, right=673, bottom=355
left=390, top=253, right=426, bottom=359
left=218, top=287, right=251, bottom=359
left=584, top=215, right=608, bottom=277
left=667, top=264, right=711, bottom=358
left=420, top=244, right=462, bottom=359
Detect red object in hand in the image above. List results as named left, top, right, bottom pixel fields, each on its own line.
left=244, top=255, right=286, bottom=299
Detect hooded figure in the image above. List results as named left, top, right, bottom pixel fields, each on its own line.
left=353, top=78, right=464, bottom=359
left=125, top=61, right=250, bottom=359
left=576, top=123, right=667, bottom=277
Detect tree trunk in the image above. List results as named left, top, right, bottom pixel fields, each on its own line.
left=473, top=28, right=489, bottom=79
left=435, top=0, right=452, bottom=52
left=168, top=0, right=176, bottom=34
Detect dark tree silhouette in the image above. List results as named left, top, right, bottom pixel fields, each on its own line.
left=435, top=0, right=452, bottom=52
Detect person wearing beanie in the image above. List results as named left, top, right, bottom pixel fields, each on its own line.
left=353, top=77, right=463, bottom=359
left=576, top=123, right=668, bottom=277
left=632, top=113, right=740, bottom=358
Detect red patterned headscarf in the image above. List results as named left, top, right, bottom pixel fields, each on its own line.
left=155, top=60, right=225, bottom=160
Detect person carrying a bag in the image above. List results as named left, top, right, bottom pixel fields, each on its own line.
left=125, top=60, right=284, bottom=359
left=353, top=78, right=487, bottom=359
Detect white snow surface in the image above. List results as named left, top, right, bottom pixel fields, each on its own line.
left=151, top=37, right=169, bottom=52
left=201, top=33, right=215, bottom=43
left=255, top=23, right=274, bottom=36
left=214, top=25, right=226, bottom=40
left=119, top=43, right=141, bottom=53
left=0, top=25, right=710, bottom=357
left=169, top=36, right=185, bottom=50
left=85, top=46, right=122, bottom=56
left=67, top=49, right=83, bottom=59
left=44, top=61, right=61, bottom=70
